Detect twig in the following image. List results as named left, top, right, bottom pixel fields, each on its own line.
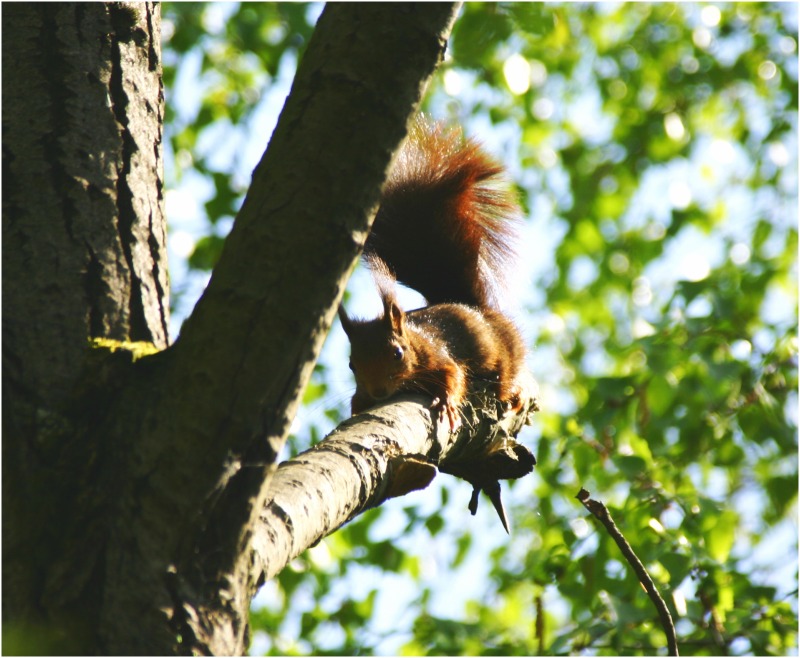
left=535, top=593, right=545, bottom=655
left=699, top=590, right=728, bottom=654
left=576, top=488, right=679, bottom=657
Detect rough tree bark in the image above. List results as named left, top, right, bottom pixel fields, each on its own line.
left=3, top=2, right=167, bottom=652
left=257, top=381, right=538, bottom=583
left=3, top=2, right=462, bottom=655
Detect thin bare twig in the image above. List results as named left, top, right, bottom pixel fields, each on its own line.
left=576, top=488, right=679, bottom=657
left=535, top=593, right=545, bottom=655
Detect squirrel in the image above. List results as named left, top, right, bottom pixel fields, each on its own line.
left=339, top=115, right=526, bottom=425
left=338, top=116, right=528, bottom=531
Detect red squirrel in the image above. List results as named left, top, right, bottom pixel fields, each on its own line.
left=338, top=116, right=526, bottom=432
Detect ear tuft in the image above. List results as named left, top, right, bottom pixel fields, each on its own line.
left=382, top=295, right=405, bottom=332
left=338, top=305, right=354, bottom=336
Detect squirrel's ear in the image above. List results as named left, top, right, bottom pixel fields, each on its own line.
left=383, top=296, right=405, bottom=332
left=338, top=305, right=354, bottom=337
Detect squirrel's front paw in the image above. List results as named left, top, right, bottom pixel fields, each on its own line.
left=501, top=383, right=524, bottom=414
left=431, top=396, right=462, bottom=432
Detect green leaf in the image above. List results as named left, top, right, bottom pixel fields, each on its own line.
left=188, top=234, right=225, bottom=271
left=646, top=374, right=676, bottom=416
left=704, top=509, right=738, bottom=563
left=612, top=455, right=647, bottom=478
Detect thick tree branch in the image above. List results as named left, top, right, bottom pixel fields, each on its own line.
left=577, top=489, right=680, bottom=657
left=147, top=1, right=461, bottom=518
left=256, top=374, right=538, bottom=581
left=149, top=5, right=462, bottom=654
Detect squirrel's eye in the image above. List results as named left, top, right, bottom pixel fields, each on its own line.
left=393, top=346, right=404, bottom=360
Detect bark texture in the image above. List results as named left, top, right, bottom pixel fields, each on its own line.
left=3, top=3, right=166, bottom=654
left=3, top=2, right=167, bottom=405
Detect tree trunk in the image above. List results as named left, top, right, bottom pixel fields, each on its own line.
left=3, top=2, right=167, bottom=653
left=3, top=2, right=461, bottom=655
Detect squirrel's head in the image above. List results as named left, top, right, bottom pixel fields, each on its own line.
left=339, top=293, right=414, bottom=401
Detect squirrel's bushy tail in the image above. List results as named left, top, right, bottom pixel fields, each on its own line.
left=364, top=116, right=521, bottom=308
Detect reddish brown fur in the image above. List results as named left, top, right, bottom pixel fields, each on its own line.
left=365, top=117, right=520, bottom=308
left=339, top=294, right=468, bottom=428
left=340, top=116, right=526, bottom=429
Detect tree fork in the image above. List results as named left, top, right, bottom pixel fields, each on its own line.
left=3, top=2, right=466, bottom=655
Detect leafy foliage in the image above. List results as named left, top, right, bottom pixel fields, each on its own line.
left=163, top=3, right=797, bottom=655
